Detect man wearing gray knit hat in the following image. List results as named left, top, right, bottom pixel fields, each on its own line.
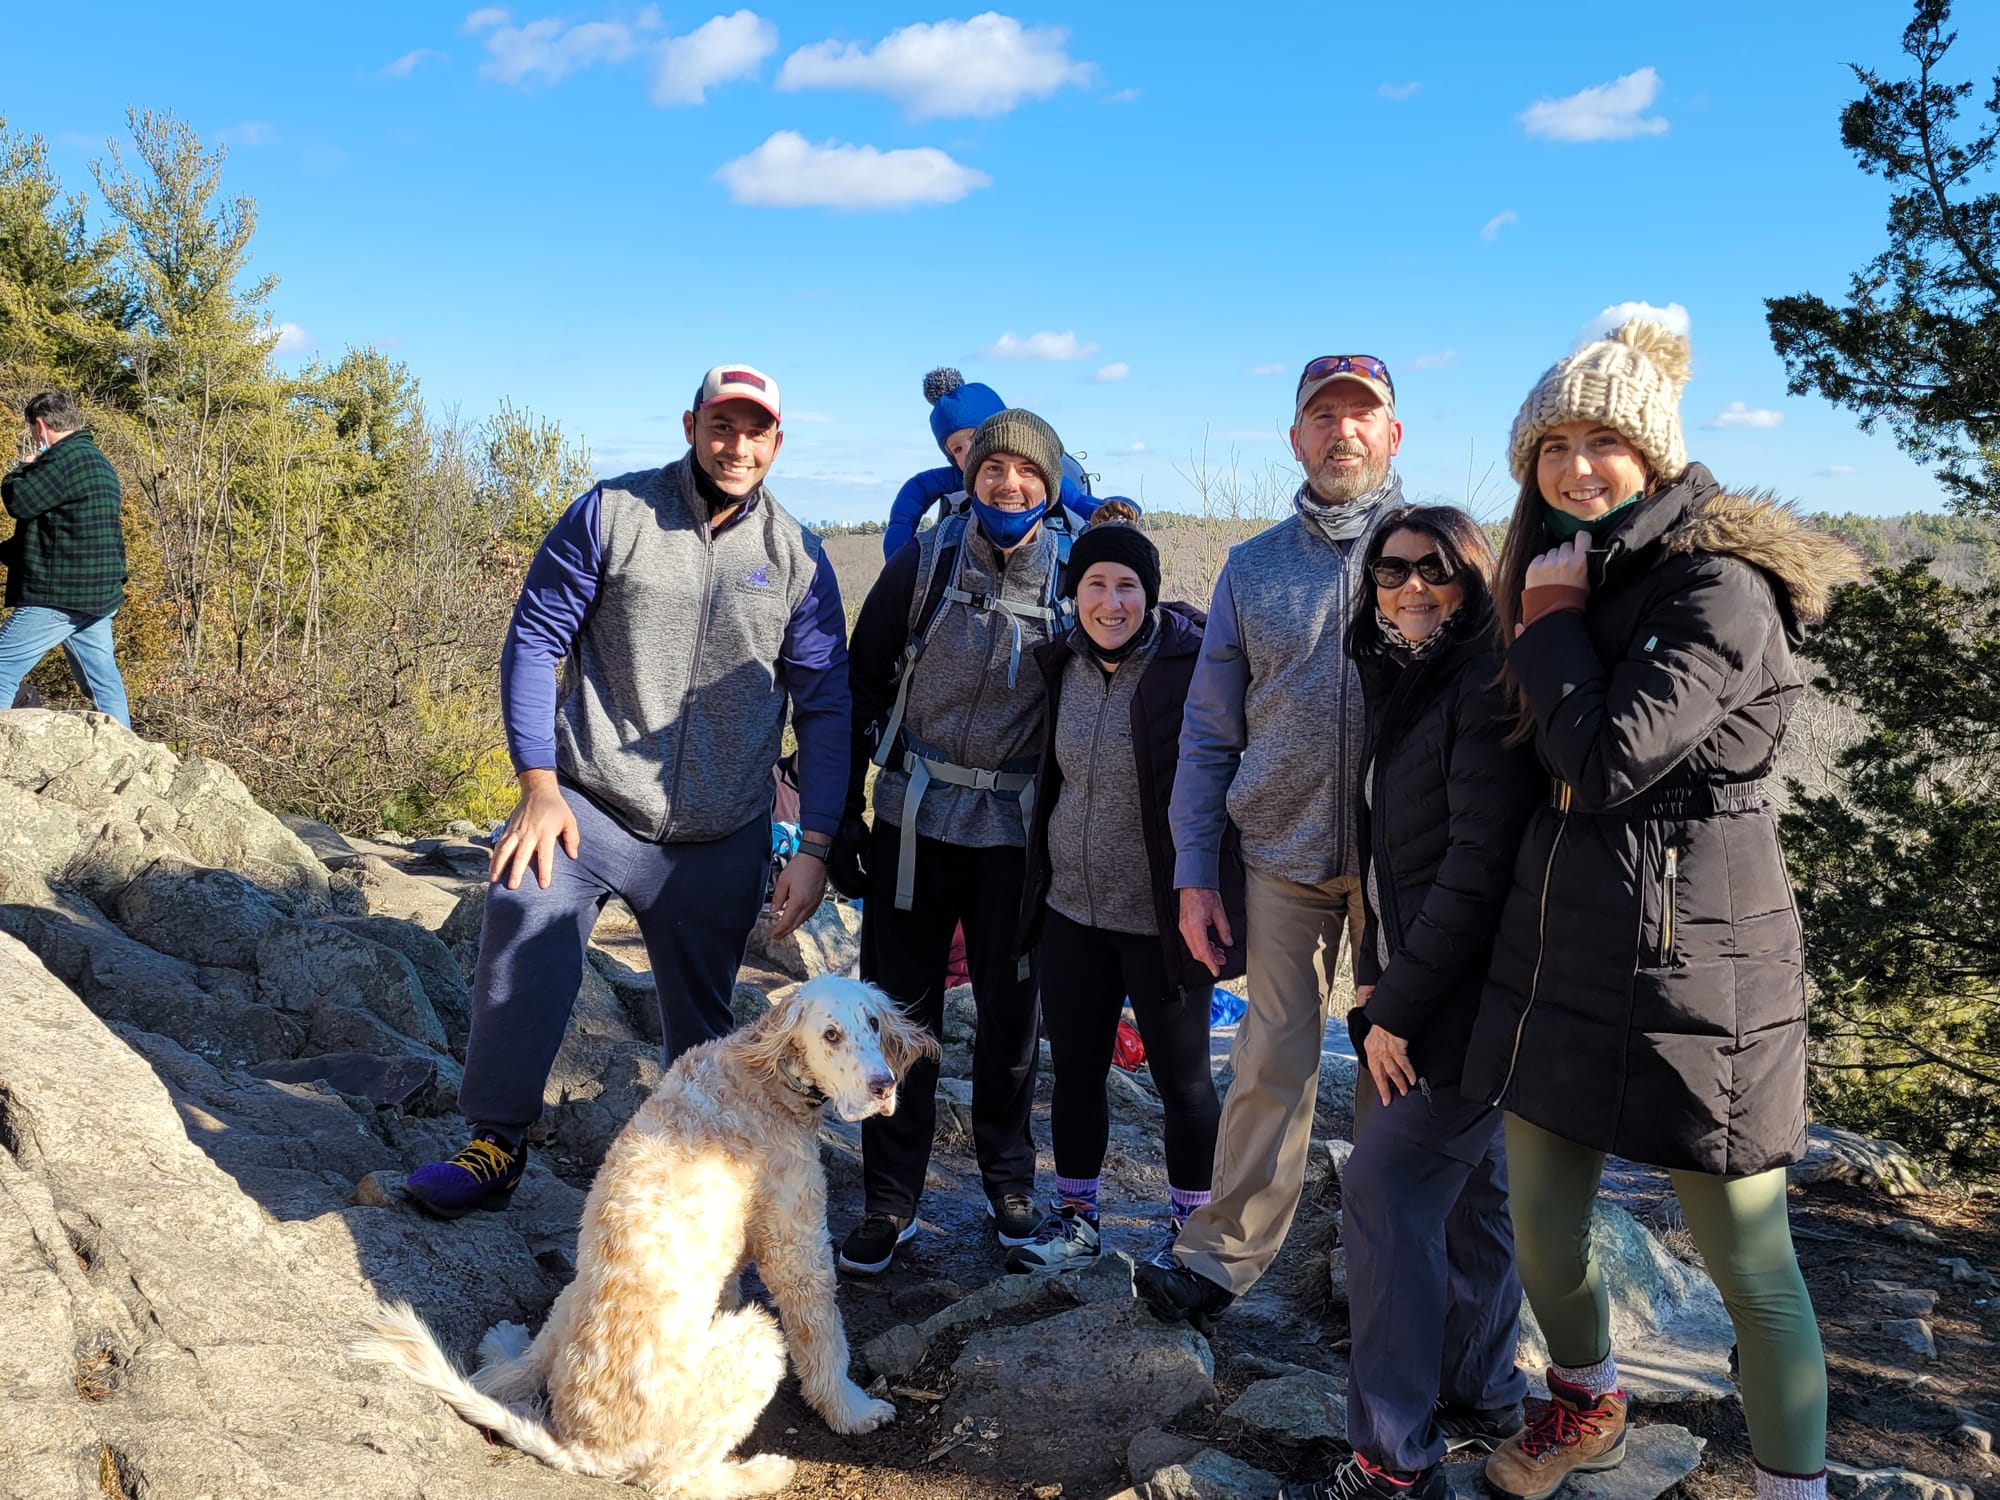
left=835, top=407, right=1073, bottom=1274
left=1139, top=354, right=1404, bottom=1330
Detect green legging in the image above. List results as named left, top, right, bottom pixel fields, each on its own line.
left=1505, top=1114, right=1827, bottom=1475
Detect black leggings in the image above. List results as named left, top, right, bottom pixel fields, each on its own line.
left=1037, top=906, right=1220, bottom=1190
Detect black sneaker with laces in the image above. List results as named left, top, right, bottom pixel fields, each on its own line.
left=1279, top=1454, right=1454, bottom=1500
left=837, top=1210, right=916, bottom=1275
left=988, top=1192, right=1040, bottom=1247
left=1133, top=1258, right=1235, bottom=1336
left=1435, top=1397, right=1525, bottom=1454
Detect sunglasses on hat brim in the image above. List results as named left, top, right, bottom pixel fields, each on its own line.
left=1297, top=354, right=1395, bottom=403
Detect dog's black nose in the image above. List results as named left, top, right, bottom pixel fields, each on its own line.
left=867, top=1072, right=895, bottom=1099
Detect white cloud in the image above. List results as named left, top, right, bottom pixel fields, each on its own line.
left=1405, top=350, right=1459, bottom=371
left=382, top=48, right=450, bottom=77
left=714, top=132, right=990, bottom=209
left=1118, top=441, right=1147, bottom=455
left=1814, top=463, right=1857, bottom=477
left=270, top=322, right=313, bottom=353
left=1378, top=82, right=1419, bottom=100
left=462, top=7, right=510, bottom=32
left=1481, top=209, right=1517, bottom=242
left=1095, top=362, right=1130, bottom=382
left=1106, top=87, right=1142, bottom=104
left=777, top=13, right=1094, bottom=120
left=652, top=11, right=777, bottom=105
left=1577, top=299, right=1691, bottom=345
left=980, top=330, right=1100, bottom=361
left=1706, top=401, right=1783, bottom=430
left=475, top=14, right=645, bottom=86
left=1249, top=362, right=1288, bottom=376
left=218, top=122, right=276, bottom=147
left=1520, top=67, right=1668, bottom=143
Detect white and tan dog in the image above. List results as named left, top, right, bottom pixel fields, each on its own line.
left=355, top=975, right=937, bottom=1499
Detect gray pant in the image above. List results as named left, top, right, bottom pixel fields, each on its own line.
left=1344, top=1066, right=1527, bottom=1473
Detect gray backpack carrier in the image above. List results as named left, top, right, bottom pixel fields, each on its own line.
left=871, top=510, right=1073, bottom=910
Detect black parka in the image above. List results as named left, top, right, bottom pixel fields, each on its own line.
left=1348, top=604, right=1541, bottom=1089
left=1462, top=465, right=1864, bottom=1175
left=1018, top=603, right=1249, bottom=995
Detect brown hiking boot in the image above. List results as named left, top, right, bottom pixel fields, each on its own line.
left=1483, top=1374, right=1627, bottom=1500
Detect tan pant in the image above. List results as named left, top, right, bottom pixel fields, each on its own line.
left=1177, top=867, right=1364, bottom=1296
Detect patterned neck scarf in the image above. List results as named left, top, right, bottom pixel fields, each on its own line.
left=1295, top=469, right=1403, bottom=547
left=1374, top=604, right=1457, bottom=660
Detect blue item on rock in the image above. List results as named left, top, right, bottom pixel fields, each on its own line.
left=1209, top=990, right=1247, bottom=1028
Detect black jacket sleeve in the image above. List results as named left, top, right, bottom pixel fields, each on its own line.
left=1509, top=556, right=1777, bottom=810
left=846, top=538, right=921, bottom=818
left=1363, top=669, right=1539, bottom=1042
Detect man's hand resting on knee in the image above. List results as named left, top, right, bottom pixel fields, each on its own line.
left=490, top=769, right=581, bottom=890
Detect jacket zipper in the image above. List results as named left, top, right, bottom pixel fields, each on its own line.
left=1659, top=845, right=1678, bottom=968
left=663, top=509, right=717, bottom=840
left=1491, top=781, right=1571, bottom=1105
left=1079, top=669, right=1112, bottom=927
left=951, top=545, right=1000, bottom=768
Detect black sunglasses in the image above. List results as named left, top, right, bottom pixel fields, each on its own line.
left=1368, top=552, right=1455, bottom=588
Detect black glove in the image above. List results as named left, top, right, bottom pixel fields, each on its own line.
left=825, top=811, right=872, bottom=900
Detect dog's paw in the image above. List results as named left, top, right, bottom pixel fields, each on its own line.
left=825, top=1387, right=897, bottom=1435
left=733, top=1453, right=797, bottom=1493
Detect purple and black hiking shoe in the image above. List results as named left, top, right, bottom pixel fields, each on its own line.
left=403, top=1130, right=526, bottom=1219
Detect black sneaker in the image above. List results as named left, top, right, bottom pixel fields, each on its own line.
left=1435, top=1398, right=1525, bottom=1454
left=1280, top=1454, right=1454, bottom=1500
left=1133, top=1258, right=1235, bottom=1337
left=988, top=1193, right=1040, bottom=1248
left=837, top=1210, right=916, bottom=1275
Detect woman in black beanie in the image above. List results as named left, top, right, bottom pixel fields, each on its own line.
left=1012, top=504, right=1248, bottom=1271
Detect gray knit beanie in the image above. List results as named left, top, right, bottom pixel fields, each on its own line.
left=962, top=408, right=1063, bottom=501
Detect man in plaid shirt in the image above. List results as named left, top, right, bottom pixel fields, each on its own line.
left=1, top=392, right=131, bottom=727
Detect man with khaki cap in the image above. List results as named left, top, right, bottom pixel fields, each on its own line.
left=1139, top=354, right=1404, bottom=1329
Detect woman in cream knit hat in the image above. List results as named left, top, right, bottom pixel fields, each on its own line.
left=1460, top=320, right=1863, bottom=1500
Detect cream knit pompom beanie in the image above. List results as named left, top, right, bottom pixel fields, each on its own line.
left=1507, top=319, right=1693, bottom=484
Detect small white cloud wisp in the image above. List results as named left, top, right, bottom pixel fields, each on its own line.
left=1095, top=362, right=1131, bottom=382
left=1378, top=82, right=1420, bottom=100
left=714, top=132, right=990, bottom=209
left=1577, top=300, right=1691, bottom=346
left=270, top=323, right=313, bottom=354
left=382, top=48, right=450, bottom=78
left=1521, top=67, right=1668, bottom=143
left=980, top=330, right=1100, bottom=361
left=777, top=13, right=1094, bottom=120
left=1706, top=402, right=1784, bottom=431
left=1481, top=210, right=1517, bottom=242
left=652, top=11, right=777, bottom=106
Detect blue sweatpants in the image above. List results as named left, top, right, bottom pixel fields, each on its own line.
left=456, top=784, right=770, bottom=1132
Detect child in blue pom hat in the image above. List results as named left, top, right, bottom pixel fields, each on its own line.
left=883, top=367, right=1099, bottom=559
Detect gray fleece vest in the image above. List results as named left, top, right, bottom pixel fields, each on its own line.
left=1224, top=512, right=1373, bottom=884
left=555, top=456, right=826, bottom=843
left=872, top=519, right=1062, bottom=849
left=1046, top=633, right=1161, bottom=936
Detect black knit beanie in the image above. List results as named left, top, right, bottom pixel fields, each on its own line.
left=1064, top=521, right=1160, bottom=608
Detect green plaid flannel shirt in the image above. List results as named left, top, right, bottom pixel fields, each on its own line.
left=1, top=428, right=127, bottom=616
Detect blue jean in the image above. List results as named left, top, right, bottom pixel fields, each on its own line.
left=0, top=606, right=131, bottom=728
left=455, top=783, right=771, bottom=1132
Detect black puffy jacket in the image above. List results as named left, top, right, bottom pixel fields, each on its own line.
left=1462, top=466, right=1864, bottom=1175
left=1348, top=603, right=1540, bottom=1088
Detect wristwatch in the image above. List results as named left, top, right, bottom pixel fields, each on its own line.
left=794, top=837, right=832, bottom=864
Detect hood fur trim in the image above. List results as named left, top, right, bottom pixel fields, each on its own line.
left=1663, top=490, right=1865, bottom=625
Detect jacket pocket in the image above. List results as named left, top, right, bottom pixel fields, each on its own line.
left=1656, top=843, right=1680, bottom=969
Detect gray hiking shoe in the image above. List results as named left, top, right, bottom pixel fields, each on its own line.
left=1005, top=1202, right=1101, bottom=1272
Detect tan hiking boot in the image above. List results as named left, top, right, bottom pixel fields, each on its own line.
left=1483, top=1374, right=1628, bottom=1500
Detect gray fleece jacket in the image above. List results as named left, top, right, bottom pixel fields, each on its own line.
left=1170, top=479, right=1395, bottom=888
left=1045, top=628, right=1162, bottom=935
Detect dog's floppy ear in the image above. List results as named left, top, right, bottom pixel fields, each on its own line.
left=867, top=984, right=939, bottom=1076
left=736, top=986, right=807, bottom=1077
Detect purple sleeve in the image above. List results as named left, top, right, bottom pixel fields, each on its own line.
left=500, top=487, right=603, bottom=773
left=781, top=552, right=852, bottom=836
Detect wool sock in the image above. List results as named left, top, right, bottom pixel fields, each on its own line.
left=1754, top=1465, right=1827, bottom=1500
left=1549, top=1351, right=1620, bottom=1401
left=1168, top=1184, right=1210, bottom=1228
left=1054, top=1174, right=1100, bottom=1219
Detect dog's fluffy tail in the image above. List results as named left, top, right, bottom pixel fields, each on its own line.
left=351, top=1301, right=604, bottom=1478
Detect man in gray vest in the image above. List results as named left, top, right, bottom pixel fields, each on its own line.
left=834, top=408, right=1072, bottom=1274
left=405, top=364, right=851, bottom=1219
left=1138, top=355, right=1403, bottom=1325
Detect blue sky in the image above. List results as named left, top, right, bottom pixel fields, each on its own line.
left=14, top=1, right=1996, bottom=522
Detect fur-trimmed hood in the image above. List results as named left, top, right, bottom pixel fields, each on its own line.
left=1660, top=479, right=1866, bottom=631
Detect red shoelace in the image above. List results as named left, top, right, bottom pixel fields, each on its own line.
left=1518, top=1400, right=1608, bottom=1460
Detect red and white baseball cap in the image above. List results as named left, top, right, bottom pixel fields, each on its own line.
left=694, top=363, right=782, bottom=421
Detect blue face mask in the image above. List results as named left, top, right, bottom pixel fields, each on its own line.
left=971, top=496, right=1047, bottom=550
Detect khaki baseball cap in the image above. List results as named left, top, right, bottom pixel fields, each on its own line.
left=1294, top=354, right=1395, bottom=422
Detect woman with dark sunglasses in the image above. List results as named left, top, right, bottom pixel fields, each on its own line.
left=1278, top=507, right=1540, bottom=1500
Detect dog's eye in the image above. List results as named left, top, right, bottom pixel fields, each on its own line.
left=867, top=1014, right=881, bottom=1034
left=823, top=1025, right=843, bottom=1045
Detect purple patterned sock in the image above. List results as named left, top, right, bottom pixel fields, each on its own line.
left=1054, top=1174, right=1100, bottom=1218
left=1168, top=1185, right=1211, bottom=1227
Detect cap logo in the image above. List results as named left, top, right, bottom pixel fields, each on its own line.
left=719, top=370, right=767, bottom=391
